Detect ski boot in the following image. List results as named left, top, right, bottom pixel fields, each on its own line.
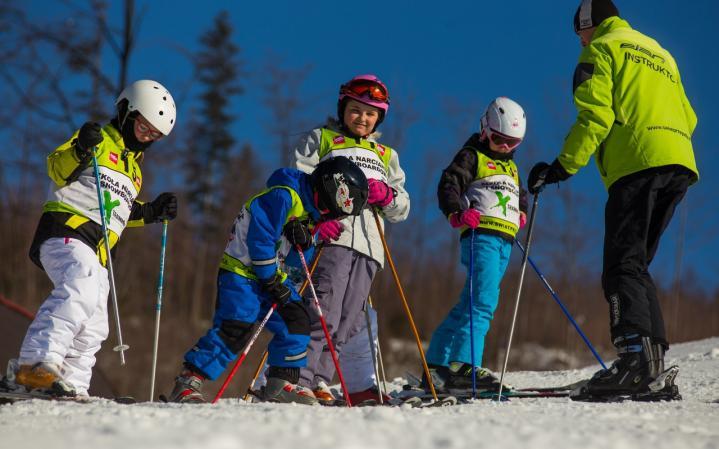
left=420, top=364, right=450, bottom=393
left=571, top=335, right=681, bottom=402
left=312, top=381, right=337, bottom=406
left=14, top=362, right=76, bottom=397
left=348, top=386, right=392, bottom=405
left=446, top=363, right=510, bottom=393
left=167, top=367, right=206, bottom=403
left=264, top=367, right=318, bottom=405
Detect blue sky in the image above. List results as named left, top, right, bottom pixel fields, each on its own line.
left=24, top=0, right=719, bottom=292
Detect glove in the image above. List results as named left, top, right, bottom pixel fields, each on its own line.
left=75, top=122, right=103, bottom=159
left=449, top=209, right=481, bottom=229
left=519, top=212, right=527, bottom=229
left=367, top=179, right=394, bottom=208
left=144, top=192, right=178, bottom=223
left=527, top=160, right=571, bottom=194
left=260, top=273, right=292, bottom=306
left=314, top=219, right=344, bottom=243
left=283, top=219, right=313, bottom=250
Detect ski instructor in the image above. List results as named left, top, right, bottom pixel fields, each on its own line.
left=527, top=0, right=698, bottom=399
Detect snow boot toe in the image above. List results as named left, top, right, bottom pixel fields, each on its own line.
left=168, top=368, right=206, bottom=403
left=420, top=365, right=450, bottom=393
left=446, top=363, right=510, bottom=392
left=348, top=387, right=391, bottom=405
left=15, top=362, right=76, bottom=397
left=264, top=367, right=318, bottom=405
left=312, top=381, right=336, bottom=405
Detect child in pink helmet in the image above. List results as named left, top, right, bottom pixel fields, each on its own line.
left=292, top=74, right=409, bottom=404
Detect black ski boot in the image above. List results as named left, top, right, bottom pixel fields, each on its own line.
left=446, top=363, right=511, bottom=393
left=572, top=335, right=681, bottom=402
left=167, top=366, right=206, bottom=403
left=420, top=364, right=450, bottom=393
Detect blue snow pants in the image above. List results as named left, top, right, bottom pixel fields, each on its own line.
left=184, top=270, right=311, bottom=380
left=426, top=233, right=512, bottom=367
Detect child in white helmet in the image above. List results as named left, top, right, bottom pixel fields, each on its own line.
left=292, top=74, right=410, bottom=404
left=2, top=80, right=178, bottom=398
left=425, top=97, right=528, bottom=393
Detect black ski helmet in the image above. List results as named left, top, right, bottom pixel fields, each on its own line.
left=311, top=156, right=368, bottom=219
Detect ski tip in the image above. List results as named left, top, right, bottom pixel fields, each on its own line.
left=114, top=396, right=137, bottom=405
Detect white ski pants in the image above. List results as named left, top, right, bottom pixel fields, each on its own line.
left=19, top=237, right=110, bottom=395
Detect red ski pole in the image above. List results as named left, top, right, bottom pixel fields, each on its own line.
left=212, top=303, right=278, bottom=404
left=296, top=245, right=352, bottom=407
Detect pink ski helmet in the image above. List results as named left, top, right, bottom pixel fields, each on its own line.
left=338, top=74, right=390, bottom=128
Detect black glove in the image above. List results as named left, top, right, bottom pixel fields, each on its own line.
left=283, top=220, right=313, bottom=250
left=75, top=122, right=103, bottom=159
left=260, top=273, right=292, bottom=306
left=527, top=160, right=571, bottom=194
left=144, top=192, right=178, bottom=223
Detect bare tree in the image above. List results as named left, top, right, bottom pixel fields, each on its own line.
left=261, top=57, right=313, bottom=167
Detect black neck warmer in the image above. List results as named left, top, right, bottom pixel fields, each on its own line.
left=111, top=115, right=152, bottom=153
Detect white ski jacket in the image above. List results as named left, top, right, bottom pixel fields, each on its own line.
left=293, top=121, right=410, bottom=267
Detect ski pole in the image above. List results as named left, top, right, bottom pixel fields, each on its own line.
left=469, top=227, right=477, bottom=399
left=368, top=296, right=388, bottom=397
left=372, top=208, right=438, bottom=401
left=242, top=245, right=325, bottom=402
left=149, top=220, right=169, bottom=402
left=364, top=303, right=383, bottom=404
left=296, top=245, right=352, bottom=407
left=242, top=350, right=269, bottom=402
left=213, top=304, right=277, bottom=404
left=91, top=147, right=129, bottom=365
left=513, top=239, right=607, bottom=370
left=497, top=193, right=540, bottom=400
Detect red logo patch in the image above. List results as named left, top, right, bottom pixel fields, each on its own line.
left=134, top=174, right=142, bottom=187
left=333, top=136, right=345, bottom=145
left=377, top=143, right=386, bottom=156
left=109, top=153, right=119, bottom=164
left=487, top=161, right=496, bottom=170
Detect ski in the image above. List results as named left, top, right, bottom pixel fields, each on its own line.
left=246, top=388, right=457, bottom=408
left=517, top=378, right=589, bottom=393
left=404, top=371, right=580, bottom=395
left=0, top=390, right=137, bottom=405
left=399, top=386, right=570, bottom=402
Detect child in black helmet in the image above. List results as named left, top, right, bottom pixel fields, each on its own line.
left=168, top=156, right=368, bottom=404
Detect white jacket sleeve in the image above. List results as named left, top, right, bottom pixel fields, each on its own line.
left=381, top=149, right=410, bottom=223
left=293, top=128, right=322, bottom=174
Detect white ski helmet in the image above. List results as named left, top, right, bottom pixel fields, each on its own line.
left=480, top=97, right=526, bottom=147
left=116, top=80, right=176, bottom=136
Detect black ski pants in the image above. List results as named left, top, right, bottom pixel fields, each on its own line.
left=602, top=165, right=694, bottom=349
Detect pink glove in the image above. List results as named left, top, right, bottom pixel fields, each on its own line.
left=367, top=179, right=393, bottom=208
left=314, top=219, right=344, bottom=243
left=449, top=209, right=481, bottom=229
left=519, top=212, right=527, bottom=229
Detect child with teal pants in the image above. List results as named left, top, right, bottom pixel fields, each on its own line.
left=426, top=97, right=529, bottom=392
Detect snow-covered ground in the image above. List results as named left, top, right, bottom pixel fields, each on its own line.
left=2, top=338, right=718, bottom=449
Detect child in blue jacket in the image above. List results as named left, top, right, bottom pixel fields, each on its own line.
left=168, top=156, right=368, bottom=404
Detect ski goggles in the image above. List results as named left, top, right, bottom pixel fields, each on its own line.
left=135, top=115, right=164, bottom=140
left=340, top=80, right=390, bottom=103
left=488, top=130, right=522, bottom=150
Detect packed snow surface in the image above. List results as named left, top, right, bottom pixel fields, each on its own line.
left=1, top=338, right=718, bottom=449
